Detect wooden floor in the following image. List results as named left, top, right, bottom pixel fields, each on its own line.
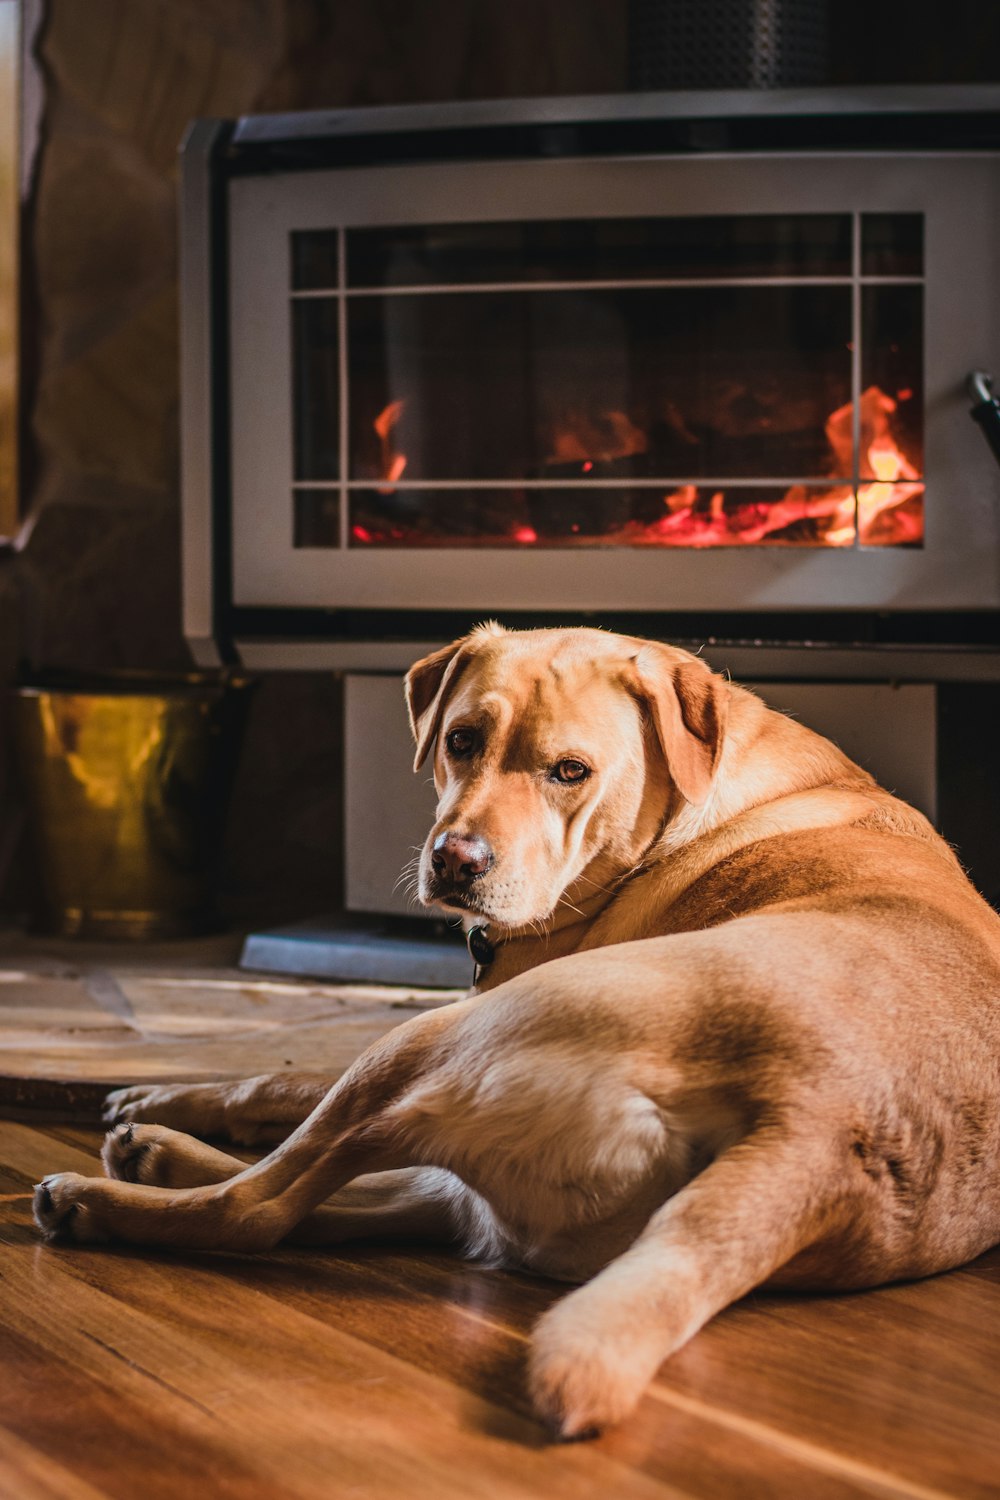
left=1, top=937, right=999, bottom=1498
left=2, top=1119, right=999, bottom=1500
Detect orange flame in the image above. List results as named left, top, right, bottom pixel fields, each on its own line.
left=374, top=399, right=407, bottom=492
left=638, top=386, right=922, bottom=547
left=823, top=386, right=922, bottom=545
left=351, top=387, right=922, bottom=549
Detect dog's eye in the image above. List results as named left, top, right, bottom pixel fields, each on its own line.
left=445, top=728, right=478, bottom=759
left=552, top=759, right=591, bottom=784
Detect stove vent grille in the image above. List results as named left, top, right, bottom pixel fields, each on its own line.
left=629, top=0, right=830, bottom=91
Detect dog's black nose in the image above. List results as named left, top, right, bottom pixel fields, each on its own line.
left=431, top=832, right=494, bottom=885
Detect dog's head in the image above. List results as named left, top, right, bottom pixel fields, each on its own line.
left=405, top=625, right=728, bottom=929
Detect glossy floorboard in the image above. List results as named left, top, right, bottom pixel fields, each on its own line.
left=1, top=1122, right=998, bottom=1500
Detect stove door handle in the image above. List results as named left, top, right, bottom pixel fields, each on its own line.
left=967, top=370, right=1000, bottom=469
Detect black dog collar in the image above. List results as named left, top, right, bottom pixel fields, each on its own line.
left=467, top=924, right=495, bottom=968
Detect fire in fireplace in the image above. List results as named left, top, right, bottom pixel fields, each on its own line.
left=182, top=88, right=1000, bottom=658
left=291, top=212, right=923, bottom=553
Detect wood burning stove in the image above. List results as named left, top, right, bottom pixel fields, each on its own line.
left=182, top=86, right=1000, bottom=679
left=179, top=88, right=1000, bottom=965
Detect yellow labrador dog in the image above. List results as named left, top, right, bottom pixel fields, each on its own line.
left=34, top=625, right=1000, bottom=1438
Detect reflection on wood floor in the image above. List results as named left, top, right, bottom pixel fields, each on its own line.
left=2, top=1120, right=998, bottom=1500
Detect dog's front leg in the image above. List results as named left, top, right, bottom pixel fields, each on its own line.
left=35, top=1005, right=464, bottom=1252
left=104, top=1073, right=335, bottom=1145
left=529, top=1129, right=843, bottom=1438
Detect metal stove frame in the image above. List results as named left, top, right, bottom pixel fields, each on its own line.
left=181, top=85, right=1000, bottom=681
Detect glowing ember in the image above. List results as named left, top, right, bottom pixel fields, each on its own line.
left=547, top=409, right=648, bottom=466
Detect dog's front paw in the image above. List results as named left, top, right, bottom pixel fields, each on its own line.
left=528, top=1301, right=661, bottom=1440
left=33, top=1174, right=110, bottom=1245
left=102, top=1081, right=229, bottom=1139
left=102, top=1122, right=162, bottom=1184
left=103, top=1084, right=173, bottom=1128
left=102, top=1121, right=230, bottom=1189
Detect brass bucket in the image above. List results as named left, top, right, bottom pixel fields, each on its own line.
left=11, top=673, right=251, bottom=938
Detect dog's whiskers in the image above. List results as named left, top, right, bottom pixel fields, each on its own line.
left=393, top=853, right=423, bottom=899
left=574, top=874, right=619, bottom=898
left=557, top=895, right=587, bottom=919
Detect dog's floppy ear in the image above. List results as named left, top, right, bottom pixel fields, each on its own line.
left=404, top=638, right=473, bottom=772
left=632, top=646, right=729, bottom=806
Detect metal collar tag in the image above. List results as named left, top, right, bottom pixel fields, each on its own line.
left=467, top=925, right=495, bottom=968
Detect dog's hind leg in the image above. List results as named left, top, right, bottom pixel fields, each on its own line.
left=529, top=1127, right=843, bottom=1438
left=287, top=1168, right=500, bottom=1252
left=101, top=1124, right=491, bottom=1253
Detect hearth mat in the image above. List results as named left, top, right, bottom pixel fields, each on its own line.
left=0, top=959, right=460, bottom=1122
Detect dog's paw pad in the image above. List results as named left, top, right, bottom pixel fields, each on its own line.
left=102, top=1123, right=165, bottom=1185
left=32, top=1174, right=107, bottom=1245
